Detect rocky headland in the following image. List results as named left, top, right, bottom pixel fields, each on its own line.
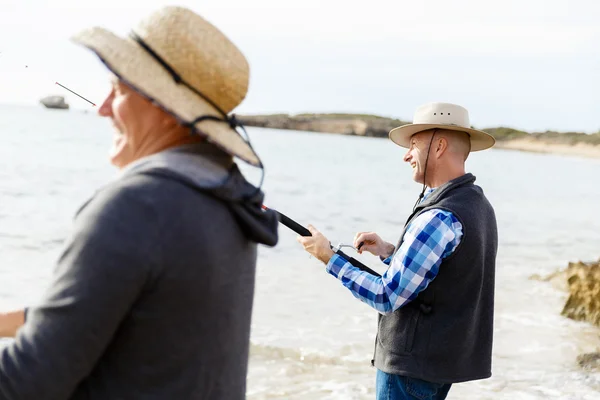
left=237, top=114, right=600, bottom=159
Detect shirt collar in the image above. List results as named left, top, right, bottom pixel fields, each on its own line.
left=421, top=187, right=436, bottom=203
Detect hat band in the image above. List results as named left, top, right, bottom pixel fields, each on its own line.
left=129, top=31, right=230, bottom=121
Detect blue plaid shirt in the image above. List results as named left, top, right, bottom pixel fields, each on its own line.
left=325, top=190, right=463, bottom=314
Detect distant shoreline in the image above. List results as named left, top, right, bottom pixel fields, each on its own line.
left=493, top=138, right=600, bottom=159
left=238, top=114, right=600, bottom=160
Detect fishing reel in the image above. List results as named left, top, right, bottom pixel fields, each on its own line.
left=330, top=243, right=379, bottom=276
left=332, top=242, right=358, bottom=253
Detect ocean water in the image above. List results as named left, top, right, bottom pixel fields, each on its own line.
left=1, top=105, right=600, bottom=399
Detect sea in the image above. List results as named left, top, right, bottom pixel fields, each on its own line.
left=1, top=105, right=600, bottom=400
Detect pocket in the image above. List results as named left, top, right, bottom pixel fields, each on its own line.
left=402, top=376, right=443, bottom=400
left=378, top=306, right=421, bottom=355
left=404, top=307, right=420, bottom=352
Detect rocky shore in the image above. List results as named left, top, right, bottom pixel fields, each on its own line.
left=238, top=114, right=600, bottom=159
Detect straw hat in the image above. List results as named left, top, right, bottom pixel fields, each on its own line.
left=71, top=6, right=261, bottom=166
left=389, top=102, right=496, bottom=151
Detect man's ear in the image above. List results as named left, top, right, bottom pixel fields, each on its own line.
left=435, top=137, right=449, bottom=157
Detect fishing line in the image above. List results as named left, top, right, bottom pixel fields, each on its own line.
left=0, top=51, right=96, bottom=107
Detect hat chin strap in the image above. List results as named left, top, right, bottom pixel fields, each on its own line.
left=187, top=114, right=266, bottom=200
left=128, top=31, right=265, bottom=200
left=412, top=128, right=438, bottom=212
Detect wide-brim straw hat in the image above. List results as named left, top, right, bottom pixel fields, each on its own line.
left=389, top=102, right=496, bottom=152
left=71, top=6, right=261, bottom=166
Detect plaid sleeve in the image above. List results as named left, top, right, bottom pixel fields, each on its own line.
left=325, top=209, right=462, bottom=314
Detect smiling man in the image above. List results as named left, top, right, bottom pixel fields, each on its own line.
left=298, top=102, right=499, bottom=400
left=0, top=6, right=278, bottom=400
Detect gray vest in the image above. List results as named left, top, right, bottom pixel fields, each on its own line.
left=373, top=173, right=498, bottom=384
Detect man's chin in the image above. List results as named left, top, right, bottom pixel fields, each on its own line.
left=412, top=173, right=424, bottom=184
left=109, top=147, right=129, bottom=169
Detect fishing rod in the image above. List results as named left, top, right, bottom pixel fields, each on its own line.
left=0, top=52, right=96, bottom=106
left=262, top=205, right=381, bottom=277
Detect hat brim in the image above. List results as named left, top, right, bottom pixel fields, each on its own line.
left=71, top=27, right=261, bottom=167
left=389, top=124, right=496, bottom=152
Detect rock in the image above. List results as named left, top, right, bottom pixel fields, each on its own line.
left=577, top=352, right=600, bottom=371
left=561, top=260, right=600, bottom=326
left=529, top=269, right=569, bottom=292
left=40, top=95, right=69, bottom=110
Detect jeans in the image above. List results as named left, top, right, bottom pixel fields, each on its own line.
left=376, top=369, right=452, bottom=400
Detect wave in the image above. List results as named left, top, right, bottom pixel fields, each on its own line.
left=249, top=342, right=367, bottom=367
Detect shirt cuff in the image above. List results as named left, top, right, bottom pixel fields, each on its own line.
left=326, top=253, right=350, bottom=279
left=380, top=255, right=392, bottom=265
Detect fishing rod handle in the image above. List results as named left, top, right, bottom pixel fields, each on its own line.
left=265, top=206, right=380, bottom=276
left=275, top=210, right=312, bottom=237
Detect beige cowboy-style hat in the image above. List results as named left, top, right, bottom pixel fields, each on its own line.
left=71, top=6, right=261, bottom=166
left=389, top=102, right=496, bottom=151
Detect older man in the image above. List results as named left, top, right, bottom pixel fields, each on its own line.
left=0, top=6, right=278, bottom=400
left=298, top=102, right=498, bottom=400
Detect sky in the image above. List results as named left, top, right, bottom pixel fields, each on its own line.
left=1, top=0, right=600, bottom=133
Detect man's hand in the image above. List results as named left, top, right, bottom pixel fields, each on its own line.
left=353, top=232, right=395, bottom=258
left=296, top=225, right=335, bottom=265
left=0, top=309, right=25, bottom=338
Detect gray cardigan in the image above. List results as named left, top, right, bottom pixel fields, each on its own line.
left=0, top=142, right=278, bottom=399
